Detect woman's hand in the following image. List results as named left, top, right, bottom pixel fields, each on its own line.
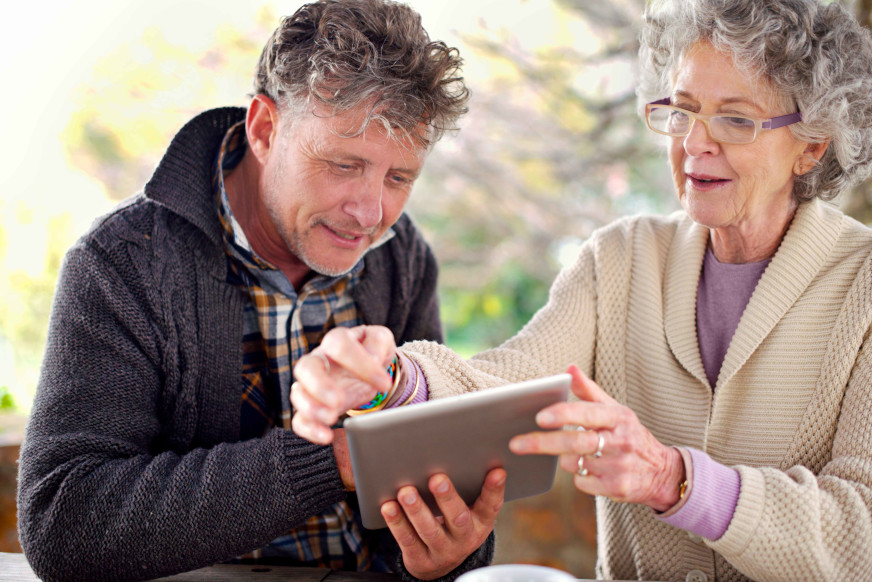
left=510, top=365, right=685, bottom=512
left=291, top=325, right=398, bottom=444
left=383, top=469, right=506, bottom=580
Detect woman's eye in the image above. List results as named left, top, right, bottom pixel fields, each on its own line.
left=722, top=116, right=754, bottom=128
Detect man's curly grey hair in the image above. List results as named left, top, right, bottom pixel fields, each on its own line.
left=254, top=0, right=469, bottom=149
left=637, top=0, right=872, bottom=202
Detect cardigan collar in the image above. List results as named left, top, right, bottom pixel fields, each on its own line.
left=664, top=199, right=843, bottom=389
left=143, top=107, right=247, bottom=248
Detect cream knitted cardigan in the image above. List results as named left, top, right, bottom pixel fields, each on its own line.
left=402, top=199, right=872, bottom=582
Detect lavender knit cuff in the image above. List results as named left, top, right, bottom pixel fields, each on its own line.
left=386, top=353, right=429, bottom=407
left=657, top=447, right=740, bottom=540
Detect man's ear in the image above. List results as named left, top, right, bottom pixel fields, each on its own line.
left=246, top=94, right=280, bottom=165
left=794, top=139, right=830, bottom=176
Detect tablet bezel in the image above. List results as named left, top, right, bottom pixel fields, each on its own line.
left=343, top=373, right=571, bottom=529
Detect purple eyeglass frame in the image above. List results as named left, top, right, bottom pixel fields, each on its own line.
left=649, top=98, right=803, bottom=130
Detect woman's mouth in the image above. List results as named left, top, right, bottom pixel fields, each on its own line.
left=687, top=173, right=730, bottom=190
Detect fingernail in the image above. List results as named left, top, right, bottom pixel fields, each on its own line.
left=434, top=479, right=449, bottom=494
left=510, top=437, right=527, bottom=452
left=494, top=474, right=506, bottom=487
left=382, top=503, right=398, bottom=517
left=536, top=411, right=554, bottom=425
left=453, top=511, right=470, bottom=527
left=402, top=491, right=417, bottom=505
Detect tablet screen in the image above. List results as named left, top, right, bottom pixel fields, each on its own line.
left=343, top=373, right=571, bottom=529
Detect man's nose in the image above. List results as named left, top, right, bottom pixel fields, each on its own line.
left=343, top=175, right=384, bottom=228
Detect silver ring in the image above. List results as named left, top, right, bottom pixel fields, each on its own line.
left=313, top=352, right=331, bottom=374
left=577, top=456, right=588, bottom=477
left=593, top=432, right=605, bottom=458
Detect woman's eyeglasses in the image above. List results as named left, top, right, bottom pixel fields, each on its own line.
left=645, top=98, right=802, bottom=145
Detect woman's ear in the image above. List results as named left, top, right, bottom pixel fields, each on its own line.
left=246, top=94, right=280, bottom=165
left=794, top=139, right=830, bottom=176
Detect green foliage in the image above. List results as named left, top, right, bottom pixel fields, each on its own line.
left=0, top=387, right=14, bottom=412
left=0, top=210, right=74, bottom=410
left=441, top=261, right=551, bottom=351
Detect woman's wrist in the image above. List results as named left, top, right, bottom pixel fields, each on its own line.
left=648, top=445, right=687, bottom=512
left=385, top=352, right=422, bottom=408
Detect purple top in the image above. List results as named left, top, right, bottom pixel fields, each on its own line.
left=696, top=247, right=770, bottom=388
left=657, top=447, right=741, bottom=540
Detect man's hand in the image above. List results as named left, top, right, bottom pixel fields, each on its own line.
left=331, top=429, right=355, bottom=491
left=381, top=469, right=506, bottom=580
left=292, top=325, right=398, bottom=444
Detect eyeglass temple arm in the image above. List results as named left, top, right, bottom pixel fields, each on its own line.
left=762, top=111, right=803, bottom=129
left=650, top=98, right=671, bottom=106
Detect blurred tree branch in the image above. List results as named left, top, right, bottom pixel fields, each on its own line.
left=410, top=0, right=676, bottom=346
left=841, top=0, right=872, bottom=223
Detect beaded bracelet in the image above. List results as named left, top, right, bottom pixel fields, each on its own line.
left=346, top=356, right=400, bottom=416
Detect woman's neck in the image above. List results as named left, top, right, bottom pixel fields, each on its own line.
left=709, top=200, right=798, bottom=264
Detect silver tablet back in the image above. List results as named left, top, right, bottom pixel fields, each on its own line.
left=344, top=373, right=571, bottom=529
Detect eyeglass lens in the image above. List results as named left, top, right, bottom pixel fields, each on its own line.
left=647, top=106, right=756, bottom=144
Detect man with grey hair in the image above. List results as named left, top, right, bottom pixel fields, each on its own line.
left=17, top=1, right=503, bottom=580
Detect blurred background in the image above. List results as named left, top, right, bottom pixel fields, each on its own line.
left=1, top=0, right=870, bottom=575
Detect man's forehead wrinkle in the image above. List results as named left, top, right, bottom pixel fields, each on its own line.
left=299, top=122, right=425, bottom=175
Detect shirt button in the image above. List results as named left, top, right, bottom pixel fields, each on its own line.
left=686, top=569, right=708, bottom=582
left=687, top=532, right=703, bottom=543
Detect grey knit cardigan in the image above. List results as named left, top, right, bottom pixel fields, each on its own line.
left=17, top=107, right=494, bottom=582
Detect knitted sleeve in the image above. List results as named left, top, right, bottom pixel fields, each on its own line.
left=16, top=236, right=346, bottom=582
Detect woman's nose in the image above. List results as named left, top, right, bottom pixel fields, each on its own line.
left=683, top=118, right=720, bottom=156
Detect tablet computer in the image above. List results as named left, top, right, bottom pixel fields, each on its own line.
left=343, top=373, right=571, bottom=529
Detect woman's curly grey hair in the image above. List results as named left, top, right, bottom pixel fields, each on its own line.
left=254, top=0, right=469, bottom=149
left=638, top=0, right=872, bottom=201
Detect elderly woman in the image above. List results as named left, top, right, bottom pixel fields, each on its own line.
left=291, top=0, right=872, bottom=580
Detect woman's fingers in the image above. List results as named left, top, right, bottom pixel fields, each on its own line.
left=510, top=424, right=605, bottom=457
left=567, top=364, right=617, bottom=405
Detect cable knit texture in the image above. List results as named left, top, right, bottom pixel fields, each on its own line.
left=16, top=108, right=494, bottom=582
left=403, top=199, right=872, bottom=582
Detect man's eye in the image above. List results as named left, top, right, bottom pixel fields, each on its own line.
left=389, top=174, right=412, bottom=186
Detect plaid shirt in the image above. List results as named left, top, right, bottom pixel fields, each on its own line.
left=214, top=122, right=392, bottom=570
